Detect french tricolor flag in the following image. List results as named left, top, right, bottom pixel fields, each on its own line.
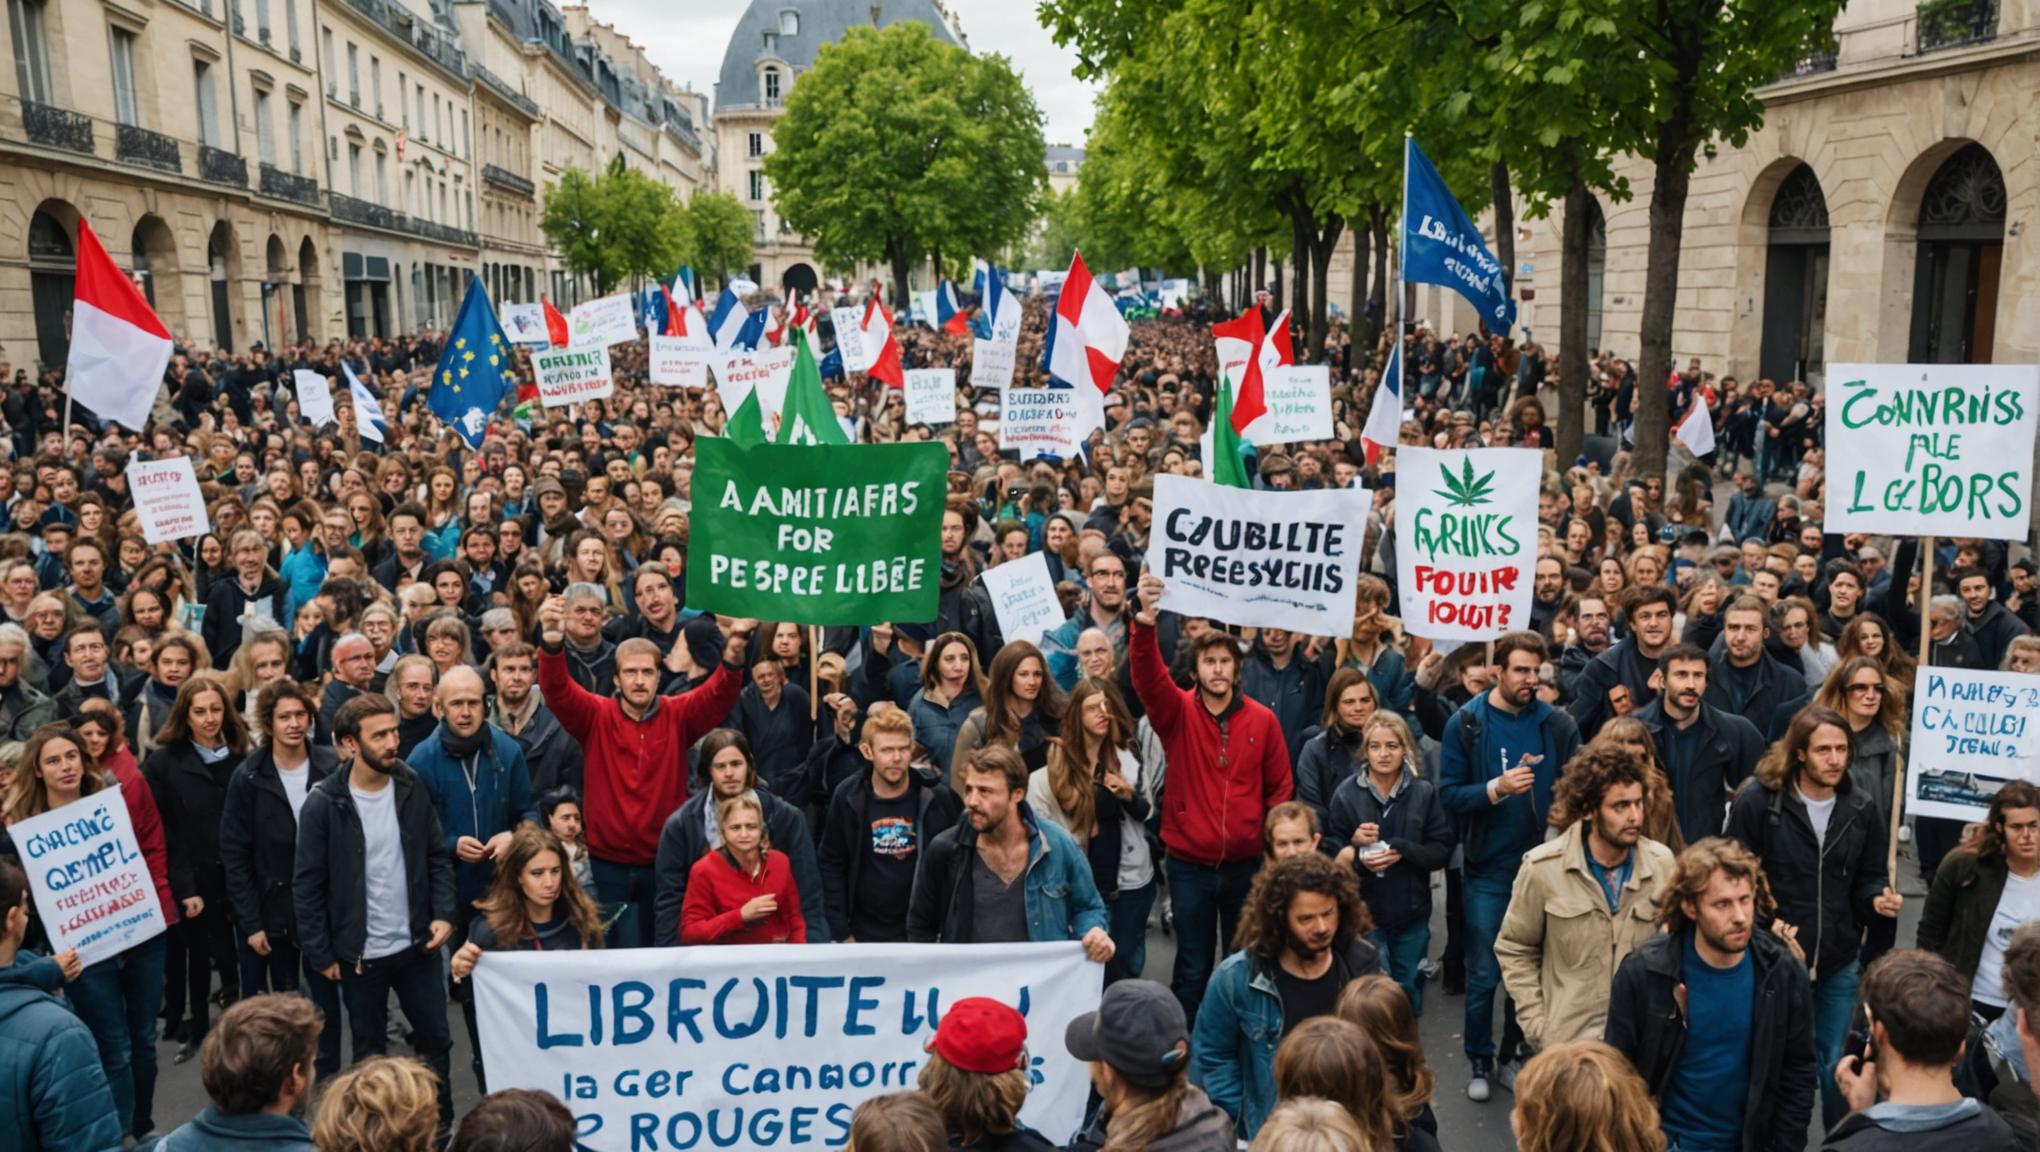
left=708, top=287, right=766, bottom=352
left=68, top=218, right=172, bottom=431
left=1361, top=340, right=1403, bottom=466
left=936, top=281, right=970, bottom=335
left=1047, top=251, right=1128, bottom=440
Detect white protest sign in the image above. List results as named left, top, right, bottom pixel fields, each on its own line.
left=979, top=551, right=1062, bottom=645
left=713, top=346, right=797, bottom=432
left=1395, top=446, right=1540, bottom=641
left=903, top=368, right=956, bottom=427
left=1244, top=365, right=1334, bottom=443
left=830, top=307, right=874, bottom=372
left=292, top=368, right=336, bottom=427
left=501, top=303, right=550, bottom=346
left=11, top=785, right=167, bottom=966
left=1905, top=666, right=2040, bottom=822
left=972, top=336, right=1017, bottom=390
left=649, top=335, right=714, bottom=389
left=1002, top=388, right=1087, bottom=460
left=127, top=456, right=210, bottom=545
left=568, top=294, right=640, bottom=350
left=474, top=942, right=1101, bottom=1152
left=1825, top=363, right=2040, bottom=539
left=531, top=346, right=614, bottom=408
left=1145, top=474, right=1363, bottom=634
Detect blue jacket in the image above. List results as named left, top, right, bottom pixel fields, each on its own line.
left=407, top=724, right=537, bottom=907
left=0, top=952, right=122, bottom=1152
left=1189, top=937, right=1384, bottom=1139
left=1725, top=492, right=1775, bottom=544
left=905, top=801, right=1110, bottom=944
left=277, top=543, right=327, bottom=627
left=1437, top=692, right=1580, bottom=874
left=908, top=685, right=982, bottom=776
left=156, top=1106, right=315, bottom=1152
left=1240, top=646, right=1323, bottom=768
left=1317, top=645, right=1415, bottom=720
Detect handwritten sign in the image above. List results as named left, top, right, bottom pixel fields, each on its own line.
left=830, top=308, right=874, bottom=373
left=292, top=368, right=336, bottom=428
left=713, top=347, right=797, bottom=434
left=972, top=335, right=1017, bottom=390
left=649, top=335, right=714, bottom=389
left=1145, top=474, right=1363, bottom=635
left=1001, top=388, right=1086, bottom=460
left=1826, top=363, right=2039, bottom=539
left=1395, top=446, right=1540, bottom=641
left=11, top=785, right=167, bottom=966
left=127, top=456, right=210, bottom=545
left=567, top=295, right=640, bottom=350
left=474, top=942, right=1100, bottom=1152
left=501, top=303, right=550, bottom=347
left=979, top=551, right=1062, bottom=645
left=531, top=347, right=614, bottom=408
left=1905, top=666, right=2040, bottom=822
left=1244, top=365, right=1333, bottom=443
left=903, top=368, right=956, bottom=427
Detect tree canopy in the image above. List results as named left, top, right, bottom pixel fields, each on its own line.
left=539, top=154, right=691, bottom=296
left=684, top=191, right=756, bottom=290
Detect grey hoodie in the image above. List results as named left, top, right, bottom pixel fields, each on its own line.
left=1069, top=1084, right=1237, bottom=1152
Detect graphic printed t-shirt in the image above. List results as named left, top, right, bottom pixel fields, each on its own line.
left=851, top=790, right=919, bottom=942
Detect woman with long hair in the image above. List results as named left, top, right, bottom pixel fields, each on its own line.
left=1918, top=779, right=2040, bottom=1021
left=1336, top=976, right=1436, bottom=1143
left=917, top=997, right=1052, bottom=1151
left=600, top=505, right=650, bottom=571
left=1812, top=655, right=1907, bottom=844
left=346, top=490, right=390, bottom=570
left=1508, top=1041, right=1664, bottom=1152
left=508, top=563, right=549, bottom=643
left=1295, top=667, right=1380, bottom=824
left=1063, top=979, right=1235, bottom=1152
left=950, top=640, right=1065, bottom=781
left=678, top=790, right=805, bottom=945
left=1580, top=718, right=1687, bottom=852
left=1676, top=574, right=1730, bottom=654
left=1775, top=595, right=1836, bottom=687
left=562, top=530, right=626, bottom=617
left=1834, top=612, right=1916, bottom=688
left=222, top=628, right=292, bottom=726
left=1027, top=677, right=1156, bottom=983
left=909, top=631, right=987, bottom=775
left=1272, top=1017, right=1424, bottom=1152
left=451, top=823, right=604, bottom=979
left=422, top=613, right=476, bottom=677
left=422, top=466, right=462, bottom=558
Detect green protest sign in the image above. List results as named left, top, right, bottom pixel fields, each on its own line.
left=686, top=439, right=948, bottom=624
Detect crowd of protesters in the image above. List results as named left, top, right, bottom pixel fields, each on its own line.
left=1, top=279, right=2039, bottom=1152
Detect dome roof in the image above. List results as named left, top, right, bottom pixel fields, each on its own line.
left=715, top=0, right=961, bottom=111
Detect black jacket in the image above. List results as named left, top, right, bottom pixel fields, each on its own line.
left=500, top=700, right=579, bottom=796
left=1918, top=848, right=2010, bottom=982
left=1821, top=1103, right=2033, bottom=1152
left=1635, top=698, right=1765, bottom=847
left=1322, top=770, right=1454, bottom=930
left=292, top=760, right=457, bottom=971
left=313, top=679, right=363, bottom=746
left=1968, top=599, right=2031, bottom=670
left=817, top=765, right=962, bottom=942
left=561, top=638, right=617, bottom=698
left=1566, top=636, right=1662, bottom=740
left=650, top=786, right=830, bottom=947
left=1293, top=727, right=1358, bottom=829
left=1603, top=929, right=1816, bottom=1152
left=1704, top=650, right=1805, bottom=739
left=143, top=739, right=248, bottom=905
left=936, top=561, right=1002, bottom=663
left=219, top=745, right=338, bottom=940
left=200, top=572, right=283, bottom=666
left=725, top=682, right=815, bottom=803
left=1725, top=772, right=1887, bottom=982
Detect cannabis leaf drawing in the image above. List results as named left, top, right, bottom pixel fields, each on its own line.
left=1433, top=457, right=1496, bottom=508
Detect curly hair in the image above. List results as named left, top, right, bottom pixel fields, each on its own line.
left=311, top=1057, right=439, bottom=1152
left=1548, top=744, right=1652, bottom=830
left=1511, top=1041, right=1665, bottom=1152
left=1659, top=837, right=1776, bottom=936
left=1232, top=851, right=1373, bottom=959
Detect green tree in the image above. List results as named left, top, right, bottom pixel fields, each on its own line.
left=539, top=153, right=690, bottom=296
left=763, top=22, right=1047, bottom=308
left=684, top=191, right=756, bottom=290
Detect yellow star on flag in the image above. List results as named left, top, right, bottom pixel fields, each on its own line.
left=456, top=337, right=467, bottom=349
left=441, top=371, right=452, bottom=385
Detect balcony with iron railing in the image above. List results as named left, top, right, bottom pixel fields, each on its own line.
left=481, top=163, right=534, bottom=196
left=23, top=101, right=95, bottom=153
left=1918, top=0, right=1998, bottom=52
left=198, top=144, right=248, bottom=185
left=330, top=191, right=477, bottom=246
left=116, top=124, right=182, bottom=172
left=1779, top=43, right=1839, bottom=79
left=260, top=163, right=322, bottom=206
left=341, top=0, right=468, bottom=79
left=474, top=66, right=540, bottom=119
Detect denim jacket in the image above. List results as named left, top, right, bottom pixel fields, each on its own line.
left=905, top=801, right=1110, bottom=944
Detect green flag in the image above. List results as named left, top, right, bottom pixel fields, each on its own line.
left=776, top=330, right=849, bottom=445
left=726, top=385, right=768, bottom=447
left=1212, top=372, right=1251, bottom=489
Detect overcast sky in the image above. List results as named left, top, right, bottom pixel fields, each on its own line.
left=580, top=0, right=1099, bottom=147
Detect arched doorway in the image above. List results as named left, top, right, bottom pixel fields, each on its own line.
left=131, top=214, right=181, bottom=336
left=264, top=234, right=290, bottom=350
left=1761, top=164, right=1830, bottom=385
left=297, top=237, right=320, bottom=344
left=1909, top=143, right=2005, bottom=363
left=207, top=221, right=239, bottom=351
left=781, top=262, right=818, bottom=297
left=28, top=207, right=76, bottom=370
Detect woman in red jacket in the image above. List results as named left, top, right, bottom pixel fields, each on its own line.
left=680, top=790, right=806, bottom=945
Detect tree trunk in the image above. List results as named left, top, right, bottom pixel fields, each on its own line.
left=889, top=241, right=913, bottom=318
left=1369, top=208, right=1388, bottom=348
left=1557, top=176, right=1593, bottom=468
left=1290, top=205, right=1312, bottom=348
left=1490, top=161, right=1516, bottom=298
left=1271, top=256, right=1284, bottom=312
left=1635, top=117, right=1697, bottom=480
left=1253, top=248, right=1266, bottom=299
left=1306, top=215, right=1344, bottom=363
left=1350, top=215, right=1370, bottom=364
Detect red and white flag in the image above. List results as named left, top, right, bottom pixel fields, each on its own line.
left=1048, top=251, right=1129, bottom=441
left=68, top=218, right=172, bottom=431
left=541, top=296, right=570, bottom=348
left=861, top=289, right=904, bottom=388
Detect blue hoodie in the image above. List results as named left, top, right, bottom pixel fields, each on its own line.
left=0, top=951, right=122, bottom=1152
left=155, top=1106, right=315, bottom=1152
left=1437, top=692, right=1579, bottom=873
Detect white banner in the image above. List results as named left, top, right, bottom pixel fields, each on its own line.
left=1395, top=446, right=1540, bottom=641
left=568, top=295, right=641, bottom=350
left=903, top=368, right=956, bottom=427
left=502, top=303, right=551, bottom=346
left=1825, top=363, right=2039, bottom=539
left=1145, top=474, right=1363, bottom=635
left=1243, top=365, right=1333, bottom=444
left=1001, top=388, right=1087, bottom=460
left=979, top=551, right=1062, bottom=645
left=830, top=308, right=874, bottom=373
left=292, top=368, right=336, bottom=427
left=713, top=347, right=797, bottom=433
left=127, top=456, right=209, bottom=545
left=972, top=336, right=1017, bottom=390
left=531, top=347, right=614, bottom=408
left=1905, top=666, right=2040, bottom=822
left=473, top=942, right=1100, bottom=1152
left=649, top=335, right=714, bottom=389
left=10, top=784, right=167, bottom=966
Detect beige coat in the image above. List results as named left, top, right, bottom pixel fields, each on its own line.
left=1495, top=820, right=1674, bottom=1050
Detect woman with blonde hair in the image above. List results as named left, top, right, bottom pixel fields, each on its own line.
left=1245, top=1099, right=1370, bottom=1152
left=1578, top=718, right=1686, bottom=852
left=222, top=628, right=292, bottom=725
left=311, top=1056, right=441, bottom=1152
left=1270, top=1017, right=1414, bottom=1152
left=1335, top=976, right=1436, bottom=1143
left=1508, top=1041, right=1663, bottom=1152
left=678, top=790, right=805, bottom=945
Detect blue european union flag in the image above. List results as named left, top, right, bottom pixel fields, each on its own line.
left=430, top=276, right=512, bottom=448
left=1402, top=137, right=1516, bottom=330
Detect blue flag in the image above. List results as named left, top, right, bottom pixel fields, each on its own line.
left=429, top=276, right=513, bottom=448
left=1402, top=137, right=1516, bottom=331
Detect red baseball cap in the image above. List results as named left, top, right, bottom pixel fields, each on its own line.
left=927, top=997, right=1028, bottom=1074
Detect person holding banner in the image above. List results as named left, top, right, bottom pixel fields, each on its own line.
left=449, top=823, right=604, bottom=982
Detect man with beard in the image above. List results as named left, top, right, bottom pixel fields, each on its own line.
left=1529, top=555, right=1567, bottom=641
left=602, top=566, right=684, bottom=662
left=936, top=495, right=1000, bottom=659
left=1605, top=838, right=1816, bottom=1152
left=1706, top=595, right=1805, bottom=738
left=488, top=641, right=577, bottom=795
left=1635, top=645, right=1765, bottom=847
left=905, top=745, right=1112, bottom=956
left=818, top=708, right=961, bottom=943
left=1569, top=583, right=1678, bottom=739
left=1042, top=551, right=1130, bottom=690
left=1959, top=566, right=2032, bottom=670
left=1497, top=746, right=1674, bottom=1064
left=387, top=655, right=437, bottom=758
left=1188, top=852, right=1383, bottom=1139
left=1555, top=594, right=1613, bottom=707
left=293, top=693, right=456, bottom=1137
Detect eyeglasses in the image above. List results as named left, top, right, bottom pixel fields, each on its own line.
left=1846, top=682, right=1884, bottom=696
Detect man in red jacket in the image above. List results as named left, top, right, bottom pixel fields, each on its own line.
left=1130, top=572, right=1293, bottom=1021
left=536, top=595, right=754, bottom=946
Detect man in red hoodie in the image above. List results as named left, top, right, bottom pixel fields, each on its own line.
left=1130, top=572, right=1293, bottom=1022
left=536, top=595, right=753, bottom=946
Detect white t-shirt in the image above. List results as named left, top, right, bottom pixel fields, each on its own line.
left=276, top=762, right=310, bottom=822
left=1798, top=787, right=1837, bottom=847
left=1974, top=869, right=2040, bottom=1006
left=352, top=781, right=413, bottom=960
